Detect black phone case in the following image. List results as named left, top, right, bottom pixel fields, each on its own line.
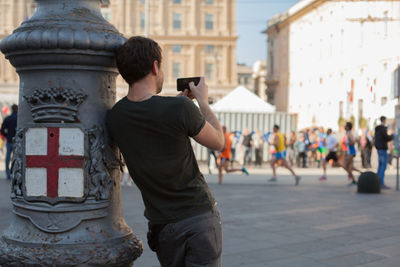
left=177, top=77, right=200, bottom=91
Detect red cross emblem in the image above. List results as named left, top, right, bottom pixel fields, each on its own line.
left=24, top=126, right=86, bottom=202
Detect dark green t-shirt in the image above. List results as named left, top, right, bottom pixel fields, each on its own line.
left=107, top=95, right=215, bottom=224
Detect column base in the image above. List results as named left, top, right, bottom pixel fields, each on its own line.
left=0, top=233, right=142, bottom=266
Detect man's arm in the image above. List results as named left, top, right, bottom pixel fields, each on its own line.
left=0, top=118, right=7, bottom=137
left=185, top=77, right=224, bottom=151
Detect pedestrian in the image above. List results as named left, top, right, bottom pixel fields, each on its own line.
left=254, top=130, right=264, bottom=167
left=316, top=127, right=327, bottom=168
left=296, top=135, right=307, bottom=168
left=286, top=130, right=296, bottom=166
left=207, top=148, right=219, bottom=174
left=0, top=104, right=17, bottom=180
left=359, top=128, right=372, bottom=168
left=230, top=130, right=240, bottom=167
left=242, top=128, right=253, bottom=168
left=374, top=116, right=394, bottom=189
left=217, top=126, right=249, bottom=184
left=107, top=37, right=224, bottom=266
left=268, top=125, right=301, bottom=185
left=319, top=129, right=343, bottom=180
left=343, top=122, right=361, bottom=186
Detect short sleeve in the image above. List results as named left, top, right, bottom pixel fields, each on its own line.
left=181, top=97, right=206, bottom=137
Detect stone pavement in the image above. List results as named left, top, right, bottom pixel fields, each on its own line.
left=1, top=164, right=400, bottom=266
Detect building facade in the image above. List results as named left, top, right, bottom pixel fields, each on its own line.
left=265, top=0, right=400, bottom=131
left=237, top=63, right=254, bottom=89
left=0, top=0, right=238, bottom=106
left=102, top=0, right=238, bottom=101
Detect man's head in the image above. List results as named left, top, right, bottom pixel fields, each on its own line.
left=380, top=116, right=386, bottom=125
left=116, top=36, right=163, bottom=93
left=345, top=122, right=352, bottom=131
left=11, top=104, right=18, bottom=113
left=327, top=128, right=332, bottom=135
left=273, top=124, right=280, bottom=133
left=222, top=126, right=227, bottom=133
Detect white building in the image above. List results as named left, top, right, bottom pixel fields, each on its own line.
left=264, top=0, right=400, bottom=131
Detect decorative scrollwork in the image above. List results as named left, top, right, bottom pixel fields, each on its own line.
left=87, top=126, right=117, bottom=200
left=10, top=129, right=24, bottom=198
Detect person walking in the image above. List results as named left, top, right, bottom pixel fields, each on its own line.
left=296, top=135, right=307, bottom=168
left=207, top=148, right=218, bottom=174
left=286, top=131, right=296, bottom=166
left=360, top=128, right=372, bottom=168
left=268, top=125, right=301, bottom=185
left=343, top=122, right=361, bottom=186
left=319, top=129, right=343, bottom=180
left=242, top=128, right=253, bottom=168
left=217, top=126, right=249, bottom=184
left=0, top=104, right=17, bottom=180
left=107, top=37, right=224, bottom=266
left=254, top=130, right=264, bottom=167
left=374, top=116, right=394, bottom=189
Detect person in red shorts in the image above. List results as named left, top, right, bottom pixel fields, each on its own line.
left=218, top=126, right=249, bottom=184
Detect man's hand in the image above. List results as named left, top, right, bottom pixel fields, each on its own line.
left=189, top=77, right=208, bottom=104
left=177, top=89, right=195, bottom=100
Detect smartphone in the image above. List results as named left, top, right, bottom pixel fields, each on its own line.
left=177, top=77, right=201, bottom=91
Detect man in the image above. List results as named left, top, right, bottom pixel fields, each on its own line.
left=217, top=126, right=249, bottom=184
left=375, top=116, right=394, bottom=189
left=319, top=129, right=342, bottom=181
left=107, top=37, right=224, bottom=266
left=268, top=125, right=301, bottom=185
left=0, top=104, right=17, bottom=180
left=343, top=122, right=361, bottom=186
left=242, top=128, right=253, bottom=168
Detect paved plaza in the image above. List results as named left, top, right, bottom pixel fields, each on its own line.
left=1, top=163, right=400, bottom=266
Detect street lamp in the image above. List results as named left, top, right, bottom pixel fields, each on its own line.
left=0, top=0, right=142, bottom=265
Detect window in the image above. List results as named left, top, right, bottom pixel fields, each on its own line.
left=205, top=45, right=214, bottom=53
left=173, top=13, right=182, bottom=29
left=205, top=0, right=214, bottom=4
left=141, top=0, right=145, bottom=3
left=141, top=13, right=145, bottom=29
left=205, top=14, right=214, bottom=30
left=173, top=0, right=181, bottom=3
left=173, top=62, right=181, bottom=78
left=173, top=45, right=182, bottom=53
left=205, top=63, right=214, bottom=79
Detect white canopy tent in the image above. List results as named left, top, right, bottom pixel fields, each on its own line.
left=211, top=86, right=276, bottom=113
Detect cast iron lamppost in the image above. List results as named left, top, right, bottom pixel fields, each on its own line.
left=0, top=0, right=142, bottom=265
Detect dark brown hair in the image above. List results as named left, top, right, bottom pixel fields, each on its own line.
left=116, top=36, right=162, bottom=86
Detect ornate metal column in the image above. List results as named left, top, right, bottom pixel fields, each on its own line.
left=0, top=0, right=142, bottom=265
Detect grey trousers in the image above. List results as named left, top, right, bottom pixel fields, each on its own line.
left=154, top=206, right=223, bottom=267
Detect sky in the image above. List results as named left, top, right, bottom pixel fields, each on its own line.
left=236, top=0, right=300, bottom=66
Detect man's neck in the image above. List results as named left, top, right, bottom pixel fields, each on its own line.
left=127, top=79, right=157, bottom=102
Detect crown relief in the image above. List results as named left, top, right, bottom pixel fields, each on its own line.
left=24, top=87, right=87, bottom=123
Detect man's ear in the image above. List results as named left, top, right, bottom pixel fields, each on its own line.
left=152, top=60, right=159, bottom=76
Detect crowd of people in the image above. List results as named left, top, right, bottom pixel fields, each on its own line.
left=209, top=116, right=394, bottom=188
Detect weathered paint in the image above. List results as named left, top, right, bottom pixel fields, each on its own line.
left=59, top=127, right=84, bottom=156
left=58, top=168, right=84, bottom=197
left=25, top=168, right=47, bottom=196
left=25, top=128, right=47, bottom=155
